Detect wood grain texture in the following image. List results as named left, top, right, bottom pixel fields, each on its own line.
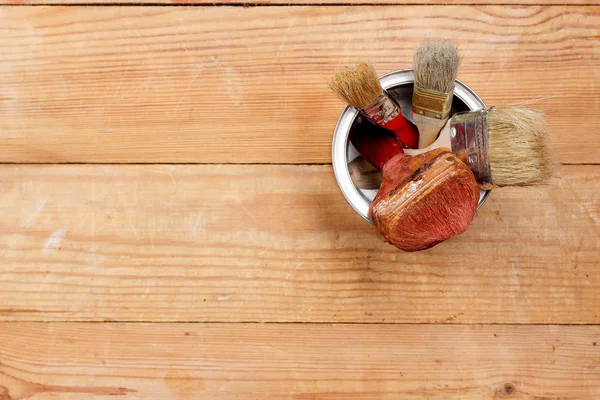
left=0, top=164, right=597, bottom=323
left=1, top=0, right=595, bottom=5
left=0, top=6, right=599, bottom=163
left=1, top=323, right=599, bottom=399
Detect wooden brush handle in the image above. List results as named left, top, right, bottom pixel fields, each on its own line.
left=412, top=112, right=449, bottom=149
left=349, top=126, right=405, bottom=170
left=404, top=121, right=452, bottom=156
left=362, top=92, right=419, bottom=149
left=383, top=113, right=419, bottom=149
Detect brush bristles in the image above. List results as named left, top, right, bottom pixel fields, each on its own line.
left=328, top=62, right=383, bottom=110
left=413, top=39, right=461, bottom=94
left=488, top=106, right=552, bottom=187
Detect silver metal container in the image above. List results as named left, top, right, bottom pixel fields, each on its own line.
left=332, top=69, right=491, bottom=223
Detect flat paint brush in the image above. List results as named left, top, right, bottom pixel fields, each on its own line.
left=405, top=106, right=552, bottom=188
left=350, top=121, right=480, bottom=252
left=329, top=63, right=420, bottom=149
left=412, top=39, right=461, bottom=149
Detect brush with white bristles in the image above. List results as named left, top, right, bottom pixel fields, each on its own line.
left=328, top=62, right=420, bottom=149
left=404, top=106, right=552, bottom=188
left=412, top=39, right=461, bottom=149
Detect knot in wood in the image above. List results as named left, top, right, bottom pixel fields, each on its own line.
left=503, top=382, right=516, bottom=395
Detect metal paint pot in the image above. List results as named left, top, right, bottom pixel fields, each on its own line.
left=331, top=69, right=490, bottom=223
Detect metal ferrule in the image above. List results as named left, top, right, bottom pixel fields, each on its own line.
left=361, top=91, right=401, bottom=127
left=449, top=108, right=495, bottom=189
left=412, top=84, right=453, bottom=120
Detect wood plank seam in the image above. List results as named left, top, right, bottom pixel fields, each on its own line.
left=2, top=2, right=599, bottom=5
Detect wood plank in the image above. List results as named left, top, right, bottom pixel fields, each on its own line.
left=1, top=0, right=595, bottom=5
left=0, top=164, right=597, bottom=323
left=1, top=323, right=599, bottom=399
left=0, top=6, right=598, bottom=163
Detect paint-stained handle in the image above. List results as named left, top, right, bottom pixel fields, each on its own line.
left=362, top=91, right=419, bottom=150
left=384, top=113, right=420, bottom=149
left=349, top=126, right=405, bottom=170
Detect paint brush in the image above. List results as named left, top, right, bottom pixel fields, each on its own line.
left=404, top=106, right=552, bottom=188
left=412, top=38, right=461, bottom=149
left=329, top=63, right=420, bottom=149
left=350, top=122, right=480, bottom=252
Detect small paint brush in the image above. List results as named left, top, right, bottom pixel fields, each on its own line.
left=405, top=106, right=552, bottom=188
left=329, top=63, right=420, bottom=149
left=412, top=39, right=461, bottom=149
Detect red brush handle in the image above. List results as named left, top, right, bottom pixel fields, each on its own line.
left=350, top=126, right=405, bottom=170
left=383, top=113, right=419, bottom=149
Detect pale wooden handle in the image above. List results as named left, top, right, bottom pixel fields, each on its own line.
left=404, top=121, right=452, bottom=156
left=412, top=112, right=449, bottom=148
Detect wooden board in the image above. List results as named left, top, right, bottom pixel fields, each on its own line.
left=1, top=323, right=599, bottom=399
left=1, top=0, right=595, bottom=5
left=0, top=6, right=598, bottom=163
left=0, top=164, right=597, bottom=323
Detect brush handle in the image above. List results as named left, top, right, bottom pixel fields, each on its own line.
left=412, top=113, right=449, bottom=149
left=404, top=121, right=452, bottom=156
left=362, top=91, right=419, bottom=149
left=384, top=113, right=420, bottom=149
left=349, top=125, right=405, bottom=171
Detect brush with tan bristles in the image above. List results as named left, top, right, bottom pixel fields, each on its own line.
left=328, top=62, right=420, bottom=149
left=412, top=39, right=461, bottom=149
left=404, top=106, right=552, bottom=188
